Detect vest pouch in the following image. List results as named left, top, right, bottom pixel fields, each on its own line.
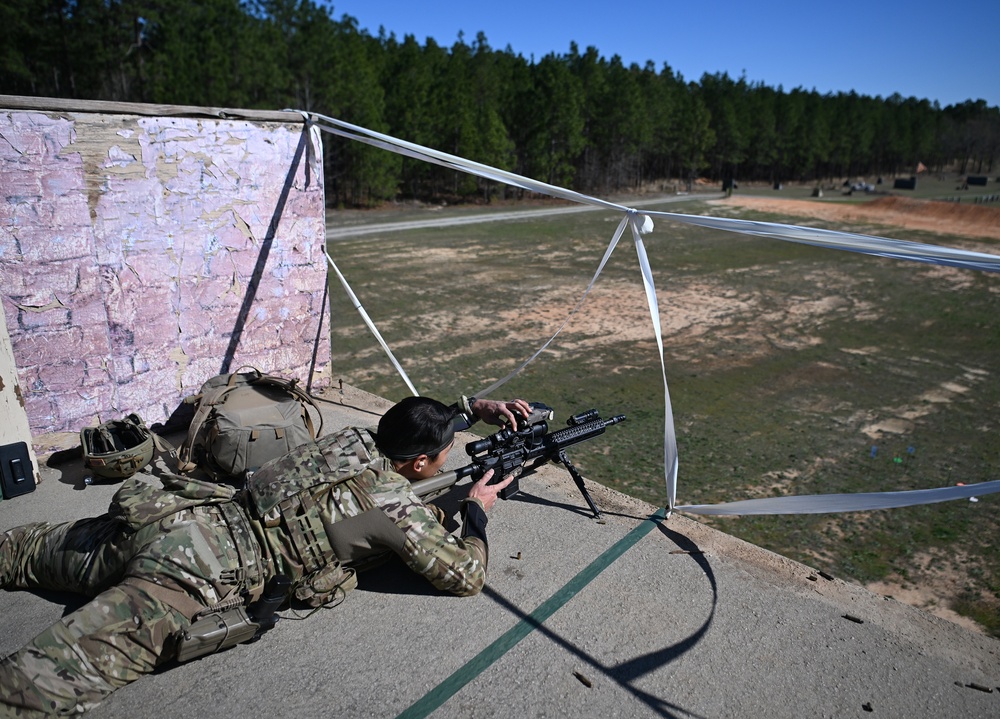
left=111, top=474, right=237, bottom=532
left=247, top=427, right=375, bottom=517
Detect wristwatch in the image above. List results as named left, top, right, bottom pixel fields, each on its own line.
left=459, top=395, right=478, bottom=425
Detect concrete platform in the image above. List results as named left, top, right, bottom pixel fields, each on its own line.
left=2, top=384, right=998, bottom=718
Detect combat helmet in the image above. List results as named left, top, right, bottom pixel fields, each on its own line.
left=81, top=413, right=155, bottom=480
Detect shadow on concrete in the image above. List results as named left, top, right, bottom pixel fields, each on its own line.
left=604, top=524, right=718, bottom=716
left=476, top=523, right=718, bottom=719
left=43, top=446, right=96, bottom=491
left=13, top=589, right=90, bottom=618
left=502, top=490, right=605, bottom=520
left=355, top=556, right=445, bottom=597
left=506, top=490, right=656, bottom=524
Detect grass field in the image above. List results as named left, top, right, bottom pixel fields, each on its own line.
left=325, top=184, right=1000, bottom=635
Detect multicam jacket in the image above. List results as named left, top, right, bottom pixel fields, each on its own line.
left=243, top=426, right=489, bottom=606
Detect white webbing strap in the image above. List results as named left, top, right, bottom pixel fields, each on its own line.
left=325, top=251, right=419, bottom=396
left=627, top=213, right=679, bottom=512
left=309, top=114, right=623, bottom=212
left=476, top=212, right=681, bottom=511
left=308, top=110, right=1000, bottom=515
left=640, top=211, right=1000, bottom=273
left=307, top=110, right=1000, bottom=274
left=677, top=480, right=1000, bottom=515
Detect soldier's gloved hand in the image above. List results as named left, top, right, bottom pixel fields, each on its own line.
left=471, top=399, right=532, bottom=428
left=467, top=469, right=516, bottom=512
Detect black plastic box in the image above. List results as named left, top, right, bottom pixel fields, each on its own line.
left=0, top=442, right=36, bottom=499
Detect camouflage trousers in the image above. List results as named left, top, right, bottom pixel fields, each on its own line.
left=0, top=505, right=251, bottom=717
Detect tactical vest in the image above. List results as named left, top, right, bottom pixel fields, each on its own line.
left=244, top=427, right=378, bottom=605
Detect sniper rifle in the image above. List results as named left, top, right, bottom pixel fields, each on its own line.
left=411, top=404, right=625, bottom=519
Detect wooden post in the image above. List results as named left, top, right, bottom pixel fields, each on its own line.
left=0, top=302, right=41, bottom=488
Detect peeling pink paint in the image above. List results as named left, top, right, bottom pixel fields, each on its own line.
left=1, top=108, right=329, bottom=447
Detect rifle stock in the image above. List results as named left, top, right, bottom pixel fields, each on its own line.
left=411, top=464, right=476, bottom=499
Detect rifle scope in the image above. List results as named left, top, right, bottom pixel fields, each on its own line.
left=465, top=421, right=548, bottom=455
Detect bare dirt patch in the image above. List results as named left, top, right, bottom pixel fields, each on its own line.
left=712, top=195, right=1000, bottom=242
left=866, top=548, right=988, bottom=633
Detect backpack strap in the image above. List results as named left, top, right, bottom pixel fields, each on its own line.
left=176, top=373, right=251, bottom=472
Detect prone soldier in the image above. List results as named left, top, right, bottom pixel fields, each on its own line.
left=0, top=395, right=529, bottom=717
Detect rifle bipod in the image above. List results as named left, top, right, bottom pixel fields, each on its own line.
left=555, top=450, right=602, bottom=520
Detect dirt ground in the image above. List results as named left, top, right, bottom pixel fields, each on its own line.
left=712, top=194, right=1000, bottom=242
left=512, top=193, right=999, bottom=634
left=706, top=194, right=999, bottom=634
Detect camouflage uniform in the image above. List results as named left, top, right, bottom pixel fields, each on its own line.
left=0, top=427, right=489, bottom=717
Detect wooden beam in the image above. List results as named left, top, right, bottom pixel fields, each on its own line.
left=0, top=95, right=307, bottom=124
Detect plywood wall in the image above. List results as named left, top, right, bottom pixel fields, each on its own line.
left=0, top=100, right=330, bottom=452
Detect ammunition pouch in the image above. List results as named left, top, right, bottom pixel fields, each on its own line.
left=241, top=428, right=375, bottom=607
left=274, top=490, right=358, bottom=607
left=175, top=606, right=261, bottom=663
left=175, top=574, right=291, bottom=663
left=294, top=559, right=357, bottom=608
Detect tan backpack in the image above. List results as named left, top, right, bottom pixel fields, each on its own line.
left=177, top=368, right=323, bottom=482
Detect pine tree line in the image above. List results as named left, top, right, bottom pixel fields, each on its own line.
left=3, top=0, right=998, bottom=206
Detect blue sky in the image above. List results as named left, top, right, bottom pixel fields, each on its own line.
left=328, top=0, right=999, bottom=108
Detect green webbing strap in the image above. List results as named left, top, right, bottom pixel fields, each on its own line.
left=396, top=508, right=667, bottom=719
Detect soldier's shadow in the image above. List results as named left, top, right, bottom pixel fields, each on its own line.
left=19, top=589, right=91, bottom=617
left=355, top=557, right=445, bottom=596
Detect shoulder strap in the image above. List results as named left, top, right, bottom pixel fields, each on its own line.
left=176, top=373, right=251, bottom=471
